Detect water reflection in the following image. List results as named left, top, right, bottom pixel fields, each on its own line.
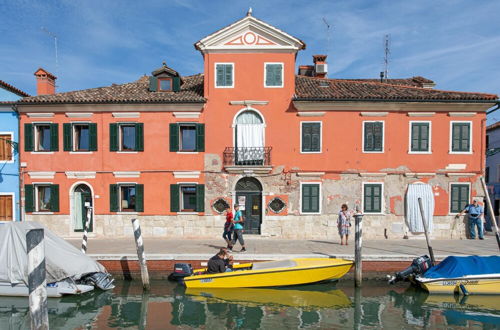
left=0, top=280, right=499, bottom=329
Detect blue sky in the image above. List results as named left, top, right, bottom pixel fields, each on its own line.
left=1, top=0, right=499, bottom=119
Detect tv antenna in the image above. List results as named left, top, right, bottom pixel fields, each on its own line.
left=41, top=27, right=59, bottom=83
left=382, top=34, right=390, bottom=81
left=322, top=18, right=332, bottom=59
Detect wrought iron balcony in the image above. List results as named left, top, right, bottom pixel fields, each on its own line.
left=223, top=147, right=272, bottom=166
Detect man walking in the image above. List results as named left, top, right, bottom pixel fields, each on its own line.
left=457, top=199, right=485, bottom=240
left=231, top=204, right=246, bottom=252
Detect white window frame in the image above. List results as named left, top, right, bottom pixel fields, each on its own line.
left=177, top=181, right=199, bottom=214
left=72, top=122, right=91, bottom=152
left=0, top=192, right=16, bottom=221
left=299, top=182, right=322, bottom=215
left=362, top=182, right=385, bottom=215
left=362, top=121, right=385, bottom=153
left=178, top=123, right=197, bottom=152
left=118, top=123, right=137, bottom=152
left=448, top=182, right=471, bottom=215
left=117, top=182, right=137, bottom=213
left=408, top=121, right=432, bottom=154
left=34, top=183, right=53, bottom=214
left=449, top=121, right=472, bottom=154
left=300, top=121, right=322, bottom=154
left=0, top=131, right=15, bottom=163
left=214, top=63, right=234, bottom=88
left=33, top=122, right=52, bottom=152
left=264, top=62, right=284, bottom=88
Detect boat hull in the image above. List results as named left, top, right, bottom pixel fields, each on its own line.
left=417, top=275, right=500, bottom=295
left=183, top=258, right=353, bottom=289
left=0, top=281, right=94, bottom=297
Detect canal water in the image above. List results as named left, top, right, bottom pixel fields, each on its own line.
left=0, top=280, right=499, bottom=329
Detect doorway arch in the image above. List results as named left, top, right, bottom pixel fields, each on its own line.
left=235, top=177, right=262, bottom=234
left=71, top=183, right=93, bottom=232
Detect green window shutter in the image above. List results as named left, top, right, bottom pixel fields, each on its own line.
left=373, top=122, right=383, bottom=151
left=135, top=184, right=144, bottom=212
left=63, top=123, right=72, bottom=151
left=170, top=184, right=180, bottom=212
left=135, top=123, right=144, bottom=151
left=459, top=185, right=469, bottom=211
left=25, top=184, right=34, bottom=212
left=216, top=64, right=232, bottom=87
left=302, top=123, right=312, bottom=152
left=173, top=77, right=181, bottom=92
left=461, top=124, right=470, bottom=151
left=266, top=64, right=282, bottom=86
left=216, top=65, right=224, bottom=86
left=310, top=184, right=319, bottom=212
left=89, top=123, right=97, bottom=151
left=196, top=123, right=205, bottom=152
left=110, top=123, right=118, bottom=151
left=50, top=184, right=59, bottom=212
left=275, top=64, right=283, bottom=86
left=311, top=123, right=321, bottom=151
left=149, top=76, right=158, bottom=92
left=50, top=123, right=59, bottom=151
left=364, top=122, right=373, bottom=151
left=364, top=184, right=382, bottom=212
left=411, top=123, right=429, bottom=152
left=302, top=185, right=310, bottom=212
left=420, top=124, right=429, bottom=151
left=169, top=123, right=179, bottom=152
left=225, top=65, right=232, bottom=86
left=265, top=64, right=273, bottom=86
left=450, top=185, right=459, bottom=213
left=110, top=184, right=119, bottom=212
left=24, top=123, right=33, bottom=152
left=195, top=184, right=205, bottom=212
left=302, top=184, right=319, bottom=213
left=452, top=123, right=470, bottom=152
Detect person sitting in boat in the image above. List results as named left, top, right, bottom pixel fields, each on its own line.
left=456, top=198, right=485, bottom=240
left=207, top=248, right=233, bottom=273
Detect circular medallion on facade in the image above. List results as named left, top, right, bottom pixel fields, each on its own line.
left=268, top=197, right=286, bottom=214
left=213, top=198, right=230, bottom=214
left=243, top=32, right=256, bottom=45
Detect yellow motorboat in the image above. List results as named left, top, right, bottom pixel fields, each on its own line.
left=182, top=258, right=353, bottom=289
left=185, top=286, right=352, bottom=309
left=416, top=275, right=500, bottom=295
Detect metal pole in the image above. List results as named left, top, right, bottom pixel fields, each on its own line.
left=354, top=213, right=363, bottom=287
left=81, top=203, right=92, bottom=254
left=27, top=228, right=49, bottom=330
left=132, top=218, right=150, bottom=291
left=480, top=176, right=500, bottom=251
left=417, top=198, right=435, bottom=265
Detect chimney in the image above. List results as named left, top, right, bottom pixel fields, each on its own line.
left=34, top=68, right=57, bottom=95
left=313, top=55, right=328, bottom=78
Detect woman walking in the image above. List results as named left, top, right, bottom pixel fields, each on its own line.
left=223, top=205, right=234, bottom=249
left=337, top=204, right=352, bottom=245
left=231, top=204, right=246, bottom=252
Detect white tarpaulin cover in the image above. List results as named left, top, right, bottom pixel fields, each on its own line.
left=0, top=221, right=105, bottom=285
left=406, top=184, right=434, bottom=233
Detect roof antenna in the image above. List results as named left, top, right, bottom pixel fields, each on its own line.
left=383, top=34, right=390, bottom=82
left=41, top=27, right=59, bottom=86
left=247, top=7, right=253, bottom=16
left=322, top=18, right=332, bottom=61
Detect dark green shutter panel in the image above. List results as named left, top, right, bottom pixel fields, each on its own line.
left=170, top=184, right=180, bottom=212
left=462, top=124, right=470, bottom=151
left=450, top=185, right=459, bottom=212
left=373, top=122, right=383, bottom=151
left=216, top=65, right=224, bottom=86
left=460, top=185, right=469, bottom=210
left=196, top=124, right=205, bottom=152
left=89, top=123, right=97, bottom=151
left=135, top=123, right=144, bottom=151
left=50, top=184, right=59, bottom=212
left=275, top=65, right=282, bottom=86
left=311, top=123, right=321, bottom=152
left=311, top=184, right=319, bottom=212
left=266, top=64, right=272, bottom=86
left=173, top=77, right=181, bottom=92
left=225, top=65, right=232, bottom=86
left=149, top=76, right=158, bottom=92
left=169, top=123, right=179, bottom=152
left=196, top=184, right=205, bottom=212
left=110, top=184, right=119, bottom=212
left=373, top=185, right=381, bottom=212
left=50, top=123, right=58, bottom=151
left=110, top=123, right=118, bottom=151
left=302, top=124, right=311, bottom=152
left=364, top=122, right=373, bottom=151
left=24, top=123, right=33, bottom=151
left=25, top=184, right=34, bottom=212
left=63, top=123, right=72, bottom=151
left=135, top=184, right=144, bottom=212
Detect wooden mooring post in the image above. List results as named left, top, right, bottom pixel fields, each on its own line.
left=354, top=212, right=364, bottom=287
left=132, top=218, right=150, bottom=291
left=27, top=228, right=49, bottom=330
left=81, top=202, right=92, bottom=254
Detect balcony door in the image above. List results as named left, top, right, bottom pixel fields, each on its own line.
left=235, top=177, right=262, bottom=234
left=235, top=110, right=264, bottom=165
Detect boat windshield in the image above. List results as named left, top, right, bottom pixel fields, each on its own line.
left=252, top=260, right=297, bottom=271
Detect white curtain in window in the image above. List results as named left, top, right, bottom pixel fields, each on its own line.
left=235, top=111, right=264, bottom=161
left=406, top=184, right=434, bottom=233
left=74, top=192, right=83, bottom=231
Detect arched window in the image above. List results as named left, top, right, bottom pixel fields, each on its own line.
left=235, top=110, right=264, bottom=165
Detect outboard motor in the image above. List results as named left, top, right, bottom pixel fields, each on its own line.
left=388, top=255, right=432, bottom=284
left=168, top=263, right=193, bottom=282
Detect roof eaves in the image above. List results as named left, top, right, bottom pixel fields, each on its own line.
left=0, top=80, right=30, bottom=97
left=292, top=97, right=498, bottom=103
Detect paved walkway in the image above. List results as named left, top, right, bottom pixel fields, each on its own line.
left=67, top=234, right=499, bottom=261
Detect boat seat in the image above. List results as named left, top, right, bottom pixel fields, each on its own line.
left=252, top=259, right=297, bottom=271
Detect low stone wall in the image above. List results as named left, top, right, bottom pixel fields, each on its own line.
left=27, top=213, right=468, bottom=239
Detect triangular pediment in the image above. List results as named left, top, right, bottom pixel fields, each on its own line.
left=195, top=15, right=305, bottom=53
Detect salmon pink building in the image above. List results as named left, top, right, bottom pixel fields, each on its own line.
left=17, top=12, right=498, bottom=239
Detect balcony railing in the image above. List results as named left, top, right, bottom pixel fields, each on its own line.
left=223, top=147, right=272, bottom=166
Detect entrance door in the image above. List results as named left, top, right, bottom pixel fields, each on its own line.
left=235, top=177, right=262, bottom=234
left=73, top=184, right=93, bottom=232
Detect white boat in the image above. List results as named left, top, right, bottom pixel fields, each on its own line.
left=0, top=222, right=114, bottom=297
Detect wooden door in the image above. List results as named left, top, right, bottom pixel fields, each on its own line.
left=0, top=195, right=13, bottom=221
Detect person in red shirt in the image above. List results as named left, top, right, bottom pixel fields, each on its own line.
left=223, top=206, right=234, bottom=249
